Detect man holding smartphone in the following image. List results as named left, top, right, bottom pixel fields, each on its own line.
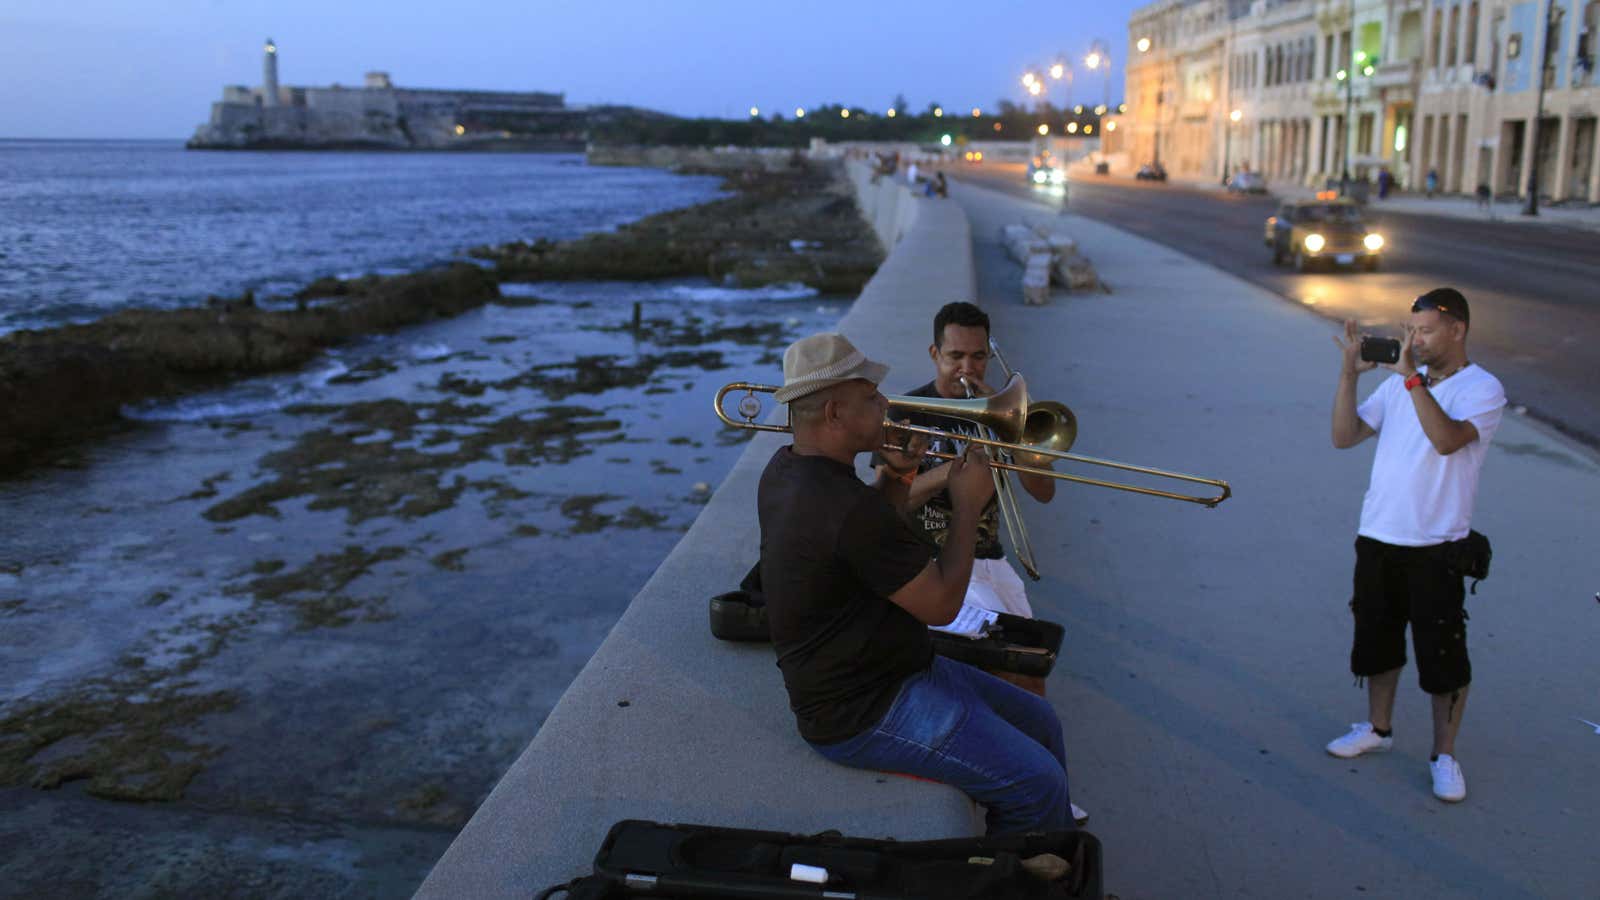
left=1327, top=288, right=1505, bottom=803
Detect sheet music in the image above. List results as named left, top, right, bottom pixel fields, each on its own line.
left=928, top=603, right=1000, bottom=639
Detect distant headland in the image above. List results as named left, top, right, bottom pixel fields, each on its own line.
left=187, top=38, right=655, bottom=151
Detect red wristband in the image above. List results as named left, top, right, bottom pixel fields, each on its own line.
left=1404, top=373, right=1427, bottom=391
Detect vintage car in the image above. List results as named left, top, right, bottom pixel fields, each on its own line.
left=1135, top=162, right=1168, bottom=181
left=1263, top=198, right=1385, bottom=272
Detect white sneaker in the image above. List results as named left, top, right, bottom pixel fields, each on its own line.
left=1430, top=754, right=1466, bottom=802
left=1325, top=722, right=1394, bottom=758
left=1070, top=802, right=1089, bottom=825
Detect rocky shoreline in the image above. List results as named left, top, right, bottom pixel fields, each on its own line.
left=0, top=159, right=881, bottom=477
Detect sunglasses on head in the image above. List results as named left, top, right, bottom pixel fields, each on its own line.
left=1411, top=296, right=1466, bottom=322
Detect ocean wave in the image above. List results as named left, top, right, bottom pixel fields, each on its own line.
left=122, top=358, right=349, bottom=422
left=665, top=282, right=819, bottom=302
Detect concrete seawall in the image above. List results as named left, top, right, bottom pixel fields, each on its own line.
left=416, top=162, right=981, bottom=898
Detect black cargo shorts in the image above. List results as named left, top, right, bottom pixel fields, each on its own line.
left=1348, top=535, right=1471, bottom=695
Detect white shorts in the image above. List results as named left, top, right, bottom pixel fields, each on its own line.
left=964, top=557, right=1033, bottom=619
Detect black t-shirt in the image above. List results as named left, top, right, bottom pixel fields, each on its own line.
left=758, top=446, right=934, bottom=744
left=896, top=381, right=1005, bottom=560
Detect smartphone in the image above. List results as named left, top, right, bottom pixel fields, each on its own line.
left=1359, top=336, right=1401, bottom=364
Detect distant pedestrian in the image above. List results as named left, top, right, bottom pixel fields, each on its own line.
left=1425, top=168, right=1439, bottom=198
left=907, top=161, right=920, bottom=187
left=1327, top=289, right=1506, bottom=805
left=1376, top=167, right=1394, bottom=200
left=928, top=171, right=948, bottom=198
left=1475, top=183, right=1494, bottom=220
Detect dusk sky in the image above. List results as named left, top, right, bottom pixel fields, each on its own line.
left=1, top=1, right=1141, bottom=140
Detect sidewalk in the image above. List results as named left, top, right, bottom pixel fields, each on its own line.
left=1169, top=172, right=1600, bottom=231
left=948, top=177, right=1600, bottom=899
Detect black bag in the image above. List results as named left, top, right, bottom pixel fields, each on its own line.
left=552, top=819, right=1104, bottom=899
left=711, top=566, right=1065, bottom=677
left=1445, top=530, right=1492, bottom=594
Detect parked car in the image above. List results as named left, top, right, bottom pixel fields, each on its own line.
left=1135, top=163, right=1168, bottom=182
left=1227, top=171, right=1267, bottom=193
left=1263, top=198, right=1385, bottom=272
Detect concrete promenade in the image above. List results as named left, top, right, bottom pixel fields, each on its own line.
left=950, top=177, right=1600, bottom=898
left=417, top=164, right=986, bottom=898
left=421, top=162, right=1600, bottom=899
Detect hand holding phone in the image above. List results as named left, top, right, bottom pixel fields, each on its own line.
left=1359, top=336, right=1401, bottom=365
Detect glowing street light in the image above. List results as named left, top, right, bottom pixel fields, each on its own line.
left=795, top=107, right=806, bottom=118
left=1094, top=104, right=1107, bottom=115
left=1074, top=105, right=1083, bottom=114
left=1050, top=62, right=1065, bottom=79
left=970, top=107, right=981, bottom=117
left=1336, top=69, right=1348, bottom=81
left=1022, top=72, right=1037, bottom=87
left=840, top=108, right=850, bottom=118
left=1230, top=108, right=1243, bottom=122
left=1136, top=37, right=1151, bottom=53
left=940, top=134, right=952, bottom=146
left=1084, top=124, right=1093, bottom=134
left=887, top=108, right=896, bottom=117
left=749, top=106, right=759, bottom=117
left=1028, top=82, right=1042, bottom=96
left=1085, top=51, right=1102, bottom=70
left=933, top=106, right=944, bottom=117
left=1107, top=120, right=1116, bottom=131
left=1038, top=123, right=1049, bottom=135
left=1067, top=122, right=1078, bottom=134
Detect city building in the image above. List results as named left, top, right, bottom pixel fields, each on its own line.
left=1125, top=0, right=1600, bottom=200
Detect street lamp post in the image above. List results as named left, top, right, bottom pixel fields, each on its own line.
left=1337, top=50, right=1376, bottom=198
left=1137, top=37, right=1162, bottom=167
left=1224, top=108, right=1242, bottom=185
left=1523, top=0, right=1560, bottom=216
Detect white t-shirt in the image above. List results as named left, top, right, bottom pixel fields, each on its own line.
left=1356, top=363, right=1505, bottom=546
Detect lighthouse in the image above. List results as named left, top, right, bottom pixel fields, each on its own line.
left=262, top=38, right=280, bottom=107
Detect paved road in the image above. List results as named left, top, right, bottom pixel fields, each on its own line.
left=954, top=164, right=1600, bottom=447
left=949, top=177, right=1600, bottom=899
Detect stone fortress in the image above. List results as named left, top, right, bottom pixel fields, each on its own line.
left=187, top=38, right=596, bottom=150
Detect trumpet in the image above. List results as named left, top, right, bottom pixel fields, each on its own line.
left=712, top=373, right=1232, bottom=508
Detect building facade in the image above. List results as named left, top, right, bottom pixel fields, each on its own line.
left=1126, top=0, right=1600, bottom=199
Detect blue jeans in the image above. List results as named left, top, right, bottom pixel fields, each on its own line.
left=808, top=656, right=1072, bottom=835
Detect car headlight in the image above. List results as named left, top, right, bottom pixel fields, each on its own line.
left=1304, top=233, right=1325, bottom=253
left=1364, top=233, right=1384, bottom=251
left=1050, top=170, right=1065, bottom=184
left=1032, top=171, right=1047, bottom=184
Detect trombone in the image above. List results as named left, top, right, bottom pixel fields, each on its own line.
left=712, top=370, right=1233, bottom=511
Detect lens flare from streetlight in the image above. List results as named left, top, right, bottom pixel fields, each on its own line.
left=1136, top=37, right=1151, bottom=53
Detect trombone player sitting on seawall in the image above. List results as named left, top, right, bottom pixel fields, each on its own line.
left=757, top=332, right=1080, bottom=835
left=879, top=301, right=1057, bottom=697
